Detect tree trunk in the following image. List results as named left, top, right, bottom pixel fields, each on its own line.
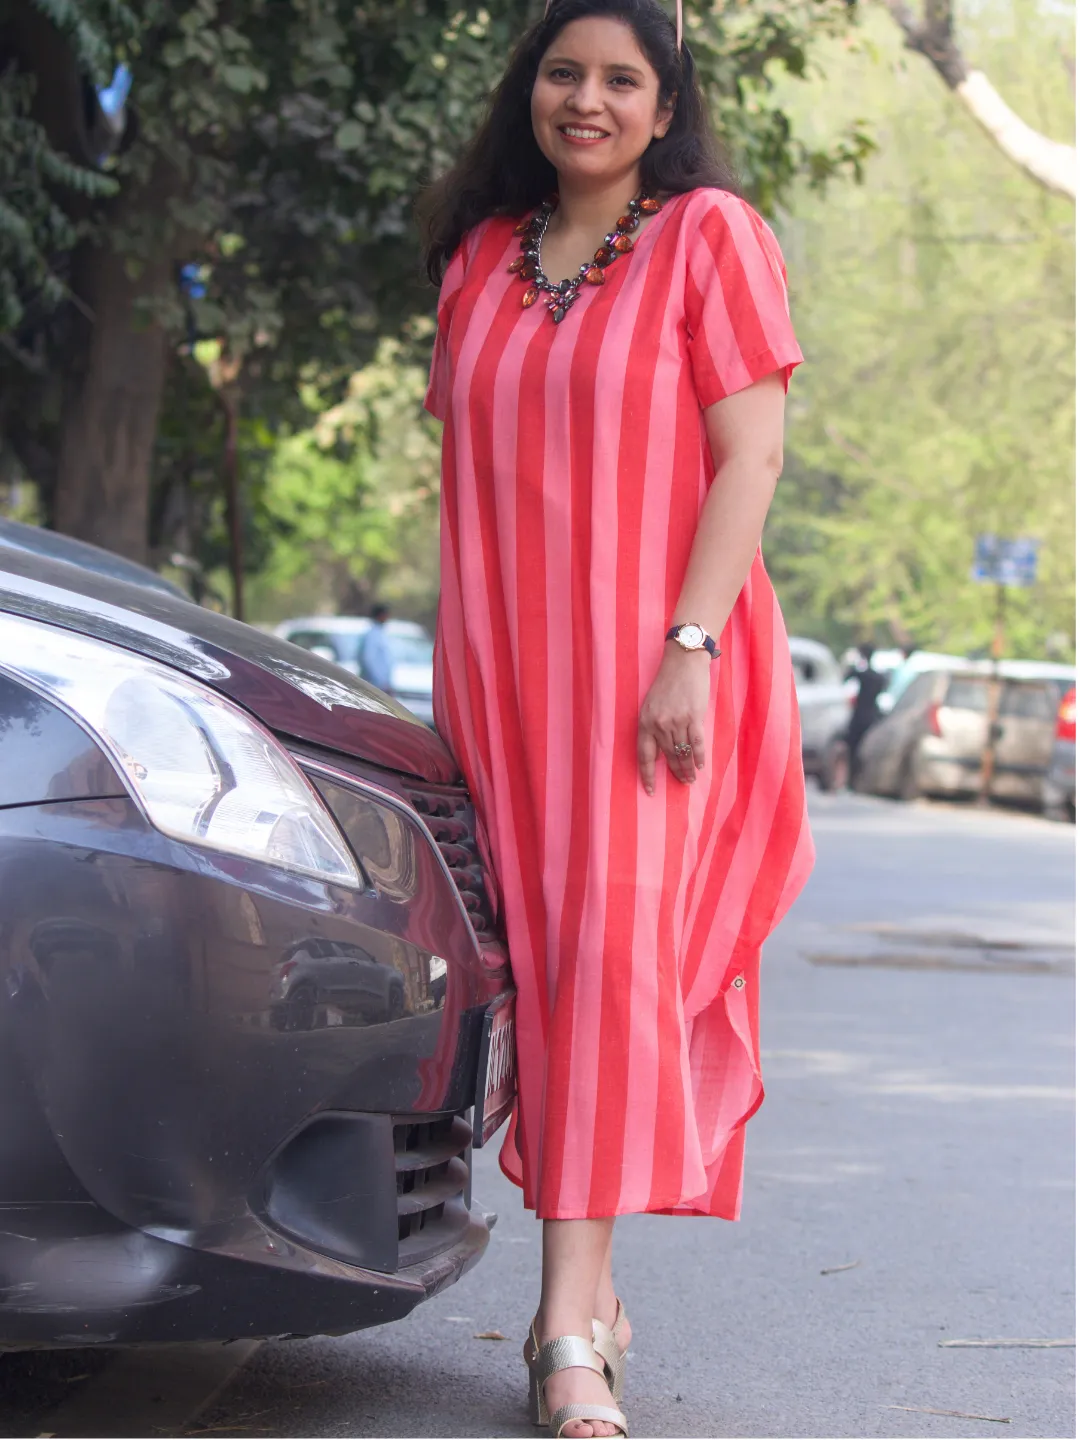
left=954, top=71, right=1075, bottom=200
left=883, top=0, right=1076, bottom=201
left=52, top=187, right=176, bottom=564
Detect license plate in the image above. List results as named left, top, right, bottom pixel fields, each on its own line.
left=473, top=992, right=516, bottom=1148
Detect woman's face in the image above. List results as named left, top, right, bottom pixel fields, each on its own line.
left=531, top=17, right=673, bottom=189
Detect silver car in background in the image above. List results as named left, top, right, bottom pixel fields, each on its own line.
left=855, top=663, right=1073, bottom=805
left=789, top=637, right=855, bottom=792
left=275, top=615, right=435, bottom=726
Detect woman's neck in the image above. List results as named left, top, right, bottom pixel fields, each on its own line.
left=549, top=171, right=642, bottom=234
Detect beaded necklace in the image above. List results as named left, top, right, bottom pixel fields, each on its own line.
left=509, top=191, right=663, bottom=324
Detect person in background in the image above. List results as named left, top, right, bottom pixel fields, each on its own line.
left=359, top=603, right=394, bottom=694
left=847, top=641, right=886, bottom=785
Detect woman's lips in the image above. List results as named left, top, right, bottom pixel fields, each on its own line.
left=557, top=124, right=610, bottom=146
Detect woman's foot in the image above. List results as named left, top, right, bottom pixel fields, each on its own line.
left=529, top=1319, right=623, bottom=1438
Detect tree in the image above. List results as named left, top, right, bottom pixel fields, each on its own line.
left=1, top=0, right=872, bottom=564
left=765, top=0, right=1074, bottom=658
left=881, top=0, right=1075, bottom=198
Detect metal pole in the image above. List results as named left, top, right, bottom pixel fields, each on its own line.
left=219, top=387, right=243, bottom=622
left=978, top=583, right=1006, bottom=805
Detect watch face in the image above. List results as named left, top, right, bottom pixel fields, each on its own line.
left=678, top=624, right=705, bottom=649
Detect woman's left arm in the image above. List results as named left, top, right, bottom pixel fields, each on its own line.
left=637, top=370, right=787, bottom=795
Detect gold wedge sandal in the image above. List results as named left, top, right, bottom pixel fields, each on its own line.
left=524, top=1325, right=629, bottom=1438
left=591, top=1299, right=630, bottom=1403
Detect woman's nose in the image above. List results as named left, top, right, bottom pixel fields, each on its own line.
left=568, top=77, right=606, bottom=113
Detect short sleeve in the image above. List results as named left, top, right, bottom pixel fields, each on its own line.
left=424, top=242, right=468, bottom=422
left=685, top=193, right=803, bottom=408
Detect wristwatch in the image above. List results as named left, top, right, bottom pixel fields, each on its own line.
left=665, top=622, right=721, bottom=659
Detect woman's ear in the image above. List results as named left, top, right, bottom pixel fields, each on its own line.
left=653, top=95, right=676, bottom=140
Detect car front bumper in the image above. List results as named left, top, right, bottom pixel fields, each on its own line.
left=0, top=789, right=502, bottom=1347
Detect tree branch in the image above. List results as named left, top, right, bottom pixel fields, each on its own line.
left=882, top=0, right=1076, bottom=200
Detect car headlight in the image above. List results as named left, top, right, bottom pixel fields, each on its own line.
left=0, top=614, right=361, bottom=888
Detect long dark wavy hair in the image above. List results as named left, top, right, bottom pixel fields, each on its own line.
left=418, top=0, right=738, bottom=283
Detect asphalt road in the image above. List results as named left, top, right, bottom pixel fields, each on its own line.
left=8, top=793, right=1076, bottom=1439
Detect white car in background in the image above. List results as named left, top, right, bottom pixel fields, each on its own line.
left=274, top=615, right=435, bottom=727
left=789, top=637, right=856, bottom=791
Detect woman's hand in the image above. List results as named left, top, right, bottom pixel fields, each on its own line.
left=638, top=647, right=712, bottom=795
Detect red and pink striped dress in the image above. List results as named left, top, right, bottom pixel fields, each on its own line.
left=426, top=187, right=815, bottom=1220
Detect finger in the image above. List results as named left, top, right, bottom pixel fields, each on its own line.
left=689, top=723, right=707, bottom=772
left=638, top=727, right=658, bottom=796
left=665, top=729, right=697, bottom=786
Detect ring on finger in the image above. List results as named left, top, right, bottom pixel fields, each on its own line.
left=673, top=742, right=693, bottom=758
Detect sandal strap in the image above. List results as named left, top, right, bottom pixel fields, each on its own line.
left=535, top=1334, right=605, bottom=1387
left=591, top=1319, right=621, bottom=1384
left=592, top=1298, right=629, bottom=1387
left=551, top=1402, right=629, bottom=1437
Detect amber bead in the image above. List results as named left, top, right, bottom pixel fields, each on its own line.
left=508, top=256, right=525, bottom=273
left=521, top=262, right=537, bottom=280
left=639, top=196, right=661, bottom=214
left=616, top=214, right=639, bottom=232
left=612, top=234, right=633, bottom=253
left=522, top=286, right=540, bottom=308
left=584, top=266, right=605, bottom=286
left=513, top=219, right=530, bottom=235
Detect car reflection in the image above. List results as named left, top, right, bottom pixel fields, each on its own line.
left=270, top=939, right=414, bottom=1031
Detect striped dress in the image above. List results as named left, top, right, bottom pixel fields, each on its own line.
left=425, top=187, right=815, bottom=1220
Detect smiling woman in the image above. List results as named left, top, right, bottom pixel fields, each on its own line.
left=417, top=2, right=813, bottom=1435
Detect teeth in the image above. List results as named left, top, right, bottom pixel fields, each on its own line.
left=562, top=127, right=607, bottom=139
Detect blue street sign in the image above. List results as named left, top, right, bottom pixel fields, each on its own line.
left=972, top=534, right=1039, bottom=588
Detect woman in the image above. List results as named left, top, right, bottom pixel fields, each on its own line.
left=420, top=0, right=814, bottom=1433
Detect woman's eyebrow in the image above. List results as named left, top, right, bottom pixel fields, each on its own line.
left=544, top=55, right=647, bottom=76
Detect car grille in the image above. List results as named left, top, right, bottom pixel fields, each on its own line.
left=406, top=782, right=499, bottom=945
left=393, top=1112, right=473, bottom=1266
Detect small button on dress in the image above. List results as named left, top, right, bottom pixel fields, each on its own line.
left=425, top=188, right=815, bottom=1221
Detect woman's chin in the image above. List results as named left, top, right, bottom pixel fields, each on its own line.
left=551, top=152, right=634, bottom=187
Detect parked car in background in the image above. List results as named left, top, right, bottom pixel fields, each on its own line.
left=276, top=616, right=434, bottom=727
left=0, top=535, right=514, bottom=1350
left=875, top=650, right=969, bottom=715
left=789, top=637, right=855, bottom=792
left=1043, top=685, right=1076, bottom=821
left=855, top=663, right=1071, bottom=806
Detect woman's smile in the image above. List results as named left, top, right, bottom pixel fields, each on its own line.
left=557, top=124, right=611, bottom=144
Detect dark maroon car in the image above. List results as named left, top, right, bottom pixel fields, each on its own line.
left=0, top=534, right=515, bottom=1349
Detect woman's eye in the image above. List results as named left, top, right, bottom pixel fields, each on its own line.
left=610, top=75, right=637, bottom=86
left=549, top=67, right=575, bottom=80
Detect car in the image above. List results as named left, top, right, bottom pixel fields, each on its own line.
left=875, top=650, right=971, bottom=715
left=789, top=637, right=855, bottom=792
left=854, top=663, right=1071, bottom=806
left=0, top=535, right=515, bottom=1350
left=275, top=616, right=435, bottom=728
left=1043, top=685, right=1076, bottom=821
left=0, top=517, right=188, bottom=599
left=270, top=938, right=408, bottom=1030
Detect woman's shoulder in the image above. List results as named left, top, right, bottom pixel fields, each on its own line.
left=673, top=187, right=777, bottom=243
left=458, top=214, right=518, bottom=269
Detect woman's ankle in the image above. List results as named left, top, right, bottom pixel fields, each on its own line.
left=535, top=1303, right=595, bottom=1343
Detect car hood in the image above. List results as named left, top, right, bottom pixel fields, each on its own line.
left=0, top=550, right=460, bottom=784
